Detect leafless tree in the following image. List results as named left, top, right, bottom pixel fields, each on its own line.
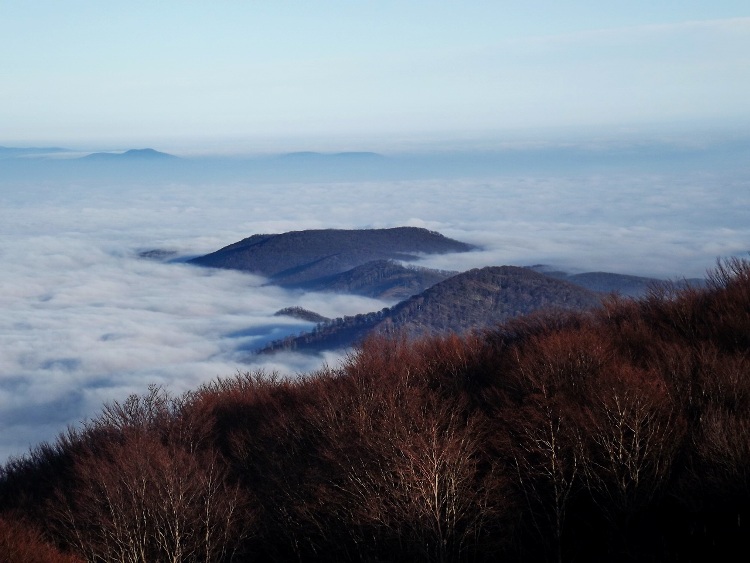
left=51, top=389, right=253, bottom=563
left=581, top=366, right=684, bottom=525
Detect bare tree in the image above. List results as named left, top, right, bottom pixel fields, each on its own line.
left=505, top=329, right=605, bottom=563
left=305, top=344, right=508, bottom=563
left=581, top=366, right=685, bottom=530
left=51, top=387, right=253, bottom=563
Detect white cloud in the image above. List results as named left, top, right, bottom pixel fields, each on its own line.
left=0, top=155, right=748, bottom=463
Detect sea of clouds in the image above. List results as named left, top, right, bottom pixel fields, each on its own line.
left=1, top=150, right=748, bottom=463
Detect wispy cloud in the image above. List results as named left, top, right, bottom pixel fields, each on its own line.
left=516, top=17, right=750, bottom=46
left=416, top=16, right=750, bottom=131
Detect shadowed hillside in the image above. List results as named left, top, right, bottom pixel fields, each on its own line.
left=274, top=306, right=330, bottom=323
left=261, top=266, right=603, bottom=353
left=301, top=259, right=457, bottom=300
left=188, top=227, right=476, bottom=290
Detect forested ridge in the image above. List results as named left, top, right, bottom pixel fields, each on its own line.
left=187, top=227, right=474, bottom=288
left=261, top=266, right=603, bottom=354
left=2, top=259, right=750, bottom=562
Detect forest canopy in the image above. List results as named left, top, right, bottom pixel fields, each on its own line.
left=1, top=258, right=749, bottom=563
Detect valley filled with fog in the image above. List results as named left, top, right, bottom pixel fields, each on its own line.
left=1, top=146, right=749, bottom=462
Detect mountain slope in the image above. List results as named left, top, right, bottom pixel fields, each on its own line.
left=300, top=259, right=457, bottom=300
left=261, top=265, right=603, bottom=353
left=188, top=227, right=475, bottom=288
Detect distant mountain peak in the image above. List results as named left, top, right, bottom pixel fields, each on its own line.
left=122, top=148, right=176, bottom=158
left=82, top=148, right=178, bottom=160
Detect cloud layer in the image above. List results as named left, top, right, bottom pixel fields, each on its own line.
left=1, top=154, right=748, bottom=462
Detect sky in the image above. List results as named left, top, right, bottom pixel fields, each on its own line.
left=1, top=2, right=749, bottom=463
left=1, top=1, right=749, bottom=150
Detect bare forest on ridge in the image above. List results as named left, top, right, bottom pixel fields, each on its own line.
left=1, top=258, right=750, bottom=562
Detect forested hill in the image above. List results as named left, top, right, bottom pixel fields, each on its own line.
left=188, top=227, right=475, bottom=289
left=261, top=265, right=603, bottom=353
left=299, top=259, right=457, bottom=300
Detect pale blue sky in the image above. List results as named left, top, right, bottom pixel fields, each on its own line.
left=2, top=1, right=749, bottom=151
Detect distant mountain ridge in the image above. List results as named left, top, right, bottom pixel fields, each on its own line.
left=0, top=146, right=71, bottom=159
left=260, top=266, right=603, bottom=354
left=82, top=148, right=178, bottom=160
left=527, top=265, right=706, bottom=297
left=188, top=227, right=476, bottom=295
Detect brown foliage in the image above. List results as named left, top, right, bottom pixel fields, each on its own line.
left=0, top=515, right=82, bottom=563
left=314, top=341, right=513, bottom=562
left=48, top=386, right=253, bottom=563
left=497, top=326, right=612, bottom=561
left=673, top=347, right=750, bottom=507
left=580, top=364, right=685, bottom=519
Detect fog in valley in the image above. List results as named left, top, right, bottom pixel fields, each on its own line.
left=1, top=140, right=748, bottom=463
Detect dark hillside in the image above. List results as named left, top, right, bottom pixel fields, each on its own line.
left=188, top=227, right=475, bottom=287
left=274, top=306, right=330, bottom=323
left=301, top=259, right=457, bottom=300
left=388, top=266, right=602, bottom=335
left=262, top=265, right=603, bottom=353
